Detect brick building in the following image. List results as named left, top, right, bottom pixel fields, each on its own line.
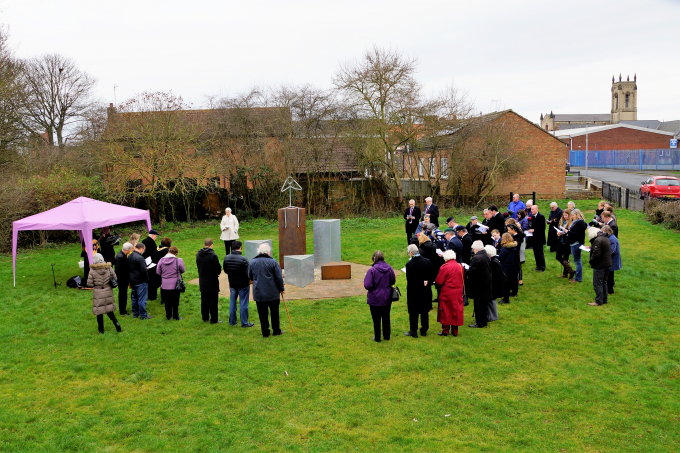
left=407, top=110, right=568, bottom=199
left=555, top=123, right=677, bottom=150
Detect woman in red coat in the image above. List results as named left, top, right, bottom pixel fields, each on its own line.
left=435, top=249, right=465, bottom=336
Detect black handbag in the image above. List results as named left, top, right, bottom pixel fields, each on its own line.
left=109, top=268, right=118, bottom=288
left=174, top=259, right=185, bottom=293
left=390, top=286, right=401, bottom=302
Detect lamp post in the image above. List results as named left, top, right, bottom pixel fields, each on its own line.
left=585, top=124, right=589, bottom=178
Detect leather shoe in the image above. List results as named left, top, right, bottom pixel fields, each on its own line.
left=509, top=293, right=518, bottom=297
left=372, top=337, right=381, bottom=342
left=437, top=332, right=448, bottom=336
left=273, top=331, right=285, bottom=336
left=404, top=331, right=418, bottom=338
left=536, top=269, right=545, bottom=272
left=142, top=315, right=153, bottom=320
left=468, top=324, right=485, bottom=328
left=420, top=332, right=427, bottom=337
left=241, top=323, right=255, bottom=328
left=174, top=317, right=183, bottom=321
left=210, top=320, right=223, bottom=324
left=587, top=302, right=602, bottom=306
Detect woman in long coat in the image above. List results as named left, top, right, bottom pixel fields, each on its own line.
left=220, top=207, right=240, bottom=256
left=547, top=202, right=563, bottom=252
left=405, top=244, right=433, bottom=338
left=434, top=250, right=465, bottom=336
left=87, top=253, right=121, bottom=334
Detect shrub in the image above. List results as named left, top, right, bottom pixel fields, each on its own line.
left=644, top=198, right=680, bottom=230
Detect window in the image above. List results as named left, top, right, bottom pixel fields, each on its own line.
left=615, top=94, right=619, bottom=110
left=625, top=94, right=629, bottom=108
left=440, top=157, right=448, bottom=178
left=418, top=158, right=424, bottom=177
left=657, top=179, right=679, bottom=186
left=429, top=158, right=436, bottom=178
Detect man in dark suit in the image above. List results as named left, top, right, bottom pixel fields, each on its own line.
left=487, top=205, right=506, bottom=236
left=529, top=205, right=546, bottom=272
left=114, top=242, right=133, bottom=315
left=196, top=238, right=223, bottom=324
left=455, top=225, right=473, bottom=266
left=404, top=199, right=422, bottom=245
left=466, top=241, right=493, bottom=328
left=444, top=228, right=463, bottom=264
left=142, top=229, right=159, bottom=301
left=601, top=211, right=618, bottom=237
left=404, top=244, right=433, bottom=338
left=547, top=202, right=563, bottom=253
left=422, top=197, right=439, bottom=227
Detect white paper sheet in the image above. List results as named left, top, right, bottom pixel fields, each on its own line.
left=478, top=224, right=489, bottom=233
left=579, top=245, right=591, bottom=252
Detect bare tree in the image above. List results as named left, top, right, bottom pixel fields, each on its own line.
left=0, top=26, right=26, bottom=165
left=19, top=54, right=96, bottom=148
left=333, top=46, right=471, bottom=203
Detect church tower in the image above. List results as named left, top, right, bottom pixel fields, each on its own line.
left=611, top=73, right=637, bottom=124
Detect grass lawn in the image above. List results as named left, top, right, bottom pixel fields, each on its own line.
left=1, top=199, right=679, bottom=452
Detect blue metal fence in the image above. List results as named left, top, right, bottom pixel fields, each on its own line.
left=569, top=149, right=680, bottom=170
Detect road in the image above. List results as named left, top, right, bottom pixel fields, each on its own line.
left=572, top=167, right=677, bottom=190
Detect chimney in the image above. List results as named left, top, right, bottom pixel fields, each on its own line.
left=106, top=103, right=116, bottom=120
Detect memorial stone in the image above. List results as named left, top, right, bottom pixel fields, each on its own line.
left=244, top=240, right=272, bottom=262
left=313, top=219, right=341, bottom=269
left=278, top=207, right=306, bottom=269
left=284, top=254, right=314, bottom=288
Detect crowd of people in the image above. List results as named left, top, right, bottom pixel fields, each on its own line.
left=83, top=209, right=287, bottom=337
left=365, top=196, right=624, bottom=340
left=82, top=197, right=622, bottom=340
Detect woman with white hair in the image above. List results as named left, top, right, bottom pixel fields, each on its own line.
left=434, top=249, right=465, bottom=336
left=220, top=207, right=239, bottom=256
left=466, top=240, right=493, bottom=328
left=86, top=253, right=121, bottom=334
left=484, top=245, right=501, bottom=321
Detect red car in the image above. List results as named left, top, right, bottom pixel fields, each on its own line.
left=640, top=176, right=680, bottom=199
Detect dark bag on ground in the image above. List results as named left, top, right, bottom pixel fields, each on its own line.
left=66, top=276, right=82, bottom=288
left=391, top=286, right=401, bottom=302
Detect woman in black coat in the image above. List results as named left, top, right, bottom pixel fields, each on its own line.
left=418, top=235, right=443, bottom=285
left=506, top=224, right=524, bottom=296
left=466, top=242, right=493, bottom=328
left=498, top=233, right=517, bottom=304
left=547, top=203, right=563, bottom=253
left=485, top=245, right=502, bottom=322
left=405, top=244, right=433, bottom=338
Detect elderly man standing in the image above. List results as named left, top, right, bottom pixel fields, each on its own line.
left=247, top=243, right=285, bottom=337
left=196, top=238, right=223, bottom=324
left=529, top=204, right=547, bottom=272
left=403, top=199, right=421, bottom=245
left=422, top=197, right=439, bottom=227
left=547, top=202, right=563, bottom=253
left=114, top=242, right=133, bottom=315
left=405, top=244, right=433, bottom=338
left=129, top=242, right=152, bottom=320
left=588, top=227, right=612, bottom=307
left=444, top=228, right=463, bottom=263
left=507, top=194, right=526, bottom=220
left=466, top=240, right=493, bottom=328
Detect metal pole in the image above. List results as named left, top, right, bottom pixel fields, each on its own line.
left=585, top=125, right=589, bottom=178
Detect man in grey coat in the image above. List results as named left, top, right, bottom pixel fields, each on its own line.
left=247, top=243, right=285, bottom=337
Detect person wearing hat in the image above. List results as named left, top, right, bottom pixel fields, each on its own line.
left=466, top=215, right=484, bottom=244
left=445, top=216, right=458, bottom=229
left=142, top=230, right=159, bottom=301
left=403, top=199, right=422, bottom=245
left=444, top=228, right=463, bottom=264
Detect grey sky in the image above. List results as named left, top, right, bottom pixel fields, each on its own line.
left=3, top=0, right=679, bottom=123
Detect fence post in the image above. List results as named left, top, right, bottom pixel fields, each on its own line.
left=639, top=149, right=642, bottom=171
left=625, top=188, right=629, bottom=209
left=509, top=192, right=513, bottom=203
left=613, top=150, right=616, bottom=169
left=532, top=191, right=536, bottom=203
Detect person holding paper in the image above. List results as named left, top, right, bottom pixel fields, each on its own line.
left=418, top=234, right=443, bottom=286
left=142, top=230, right=159, bottom=301
left=555, top=209, right=575, bottom=279
left=466, top=241, right=493, bottom=328
left=128, top=242, right=152, bottom=319
left=422, top=197, right=439, bottom=227
left=568, top=209, right=588, bottom=283
left=487, top=205, right=506, bottom=238
left=529, top=205, right=546, bottom=272
left=547, top=202, right=563, bottom=253
left=405, top=244, right=433, bottom=338
left=220, top=208, right=240, bottom=256
left=403, top=199, right=421, bottom=245
left=587, top=227, right=612, bottom=306
left=444, top=228, right=463, bottom=264
left=456, top=225, right=473, bottom=266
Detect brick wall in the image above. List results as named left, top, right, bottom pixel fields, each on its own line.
left=570, top=127, right=672, bottom=150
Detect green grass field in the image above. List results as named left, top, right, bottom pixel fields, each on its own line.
left=1, top=199, right=679, bottom=452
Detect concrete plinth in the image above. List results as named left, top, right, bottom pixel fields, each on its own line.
left=313, top=219, right=341, bottom=269
left=284, top=254, right=314, bottom=288
left=244, top=240, right=272, bottom=262
left=278, top=207, right=306, bottom=269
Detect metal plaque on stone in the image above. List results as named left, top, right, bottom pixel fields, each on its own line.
left=284, top=254, right=314, bottom=288
left=313, top=219, right=341, bottom=269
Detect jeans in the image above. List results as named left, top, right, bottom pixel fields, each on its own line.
left=229, top=286, right=250, bottom=326
left=593, top=268, right=609, bottom=305
left=130, top=282, right=149, bottom=319
left=570, top=244, right=583, bottom=282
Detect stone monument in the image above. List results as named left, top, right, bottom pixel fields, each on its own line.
left=284, top=254, right=314, bottom=288
left=244, top=239, right=272, bottom=262
left=313, top=219, right=341, bottom=269
left=278, top=177, right=306, bottom=269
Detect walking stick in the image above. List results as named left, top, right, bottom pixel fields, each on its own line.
left=281, top=293, right=294, bottom=333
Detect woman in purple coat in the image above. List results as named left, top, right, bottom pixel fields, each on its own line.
left=156, top=246, right=186, bottom=321
left=363, top=250, right=396, bottom=342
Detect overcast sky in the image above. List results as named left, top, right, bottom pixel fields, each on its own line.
left=2, top=0, right=679, bottom=123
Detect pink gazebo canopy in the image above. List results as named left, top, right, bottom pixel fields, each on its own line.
left=12, top=197, right=152, bottom=286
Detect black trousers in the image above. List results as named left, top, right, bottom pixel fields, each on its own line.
left=369, top=304, right=391, bottom=340
left=533, top=244, right=546, bottom=271
left=256, top=300, right=281, bottom=337
left=201, top=292, right=219, bottom=323
left=503, top=275, right=512, bottom=302
left=409, top=311, right=429, bottom=335
left=473, top=298, right=490, bottom=327
left=556, top=242, right=571, bottom=264
left=147, top=271, right=158, bottom=301
left=406, top=227, right=416, bottom=245
left=224, top=240, right=234, bottom=257
left=117, top=280, right=129, bottom=314
left=96, top=312, right=118, bottom=333
left=162, top=288, right=181, bottom=319
left=593, top=268, right=608, bottom=305
left=608, top=270, right=615, bottom=294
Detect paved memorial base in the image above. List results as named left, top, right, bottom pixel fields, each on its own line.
left=188, top=262, right=401, bottom=301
